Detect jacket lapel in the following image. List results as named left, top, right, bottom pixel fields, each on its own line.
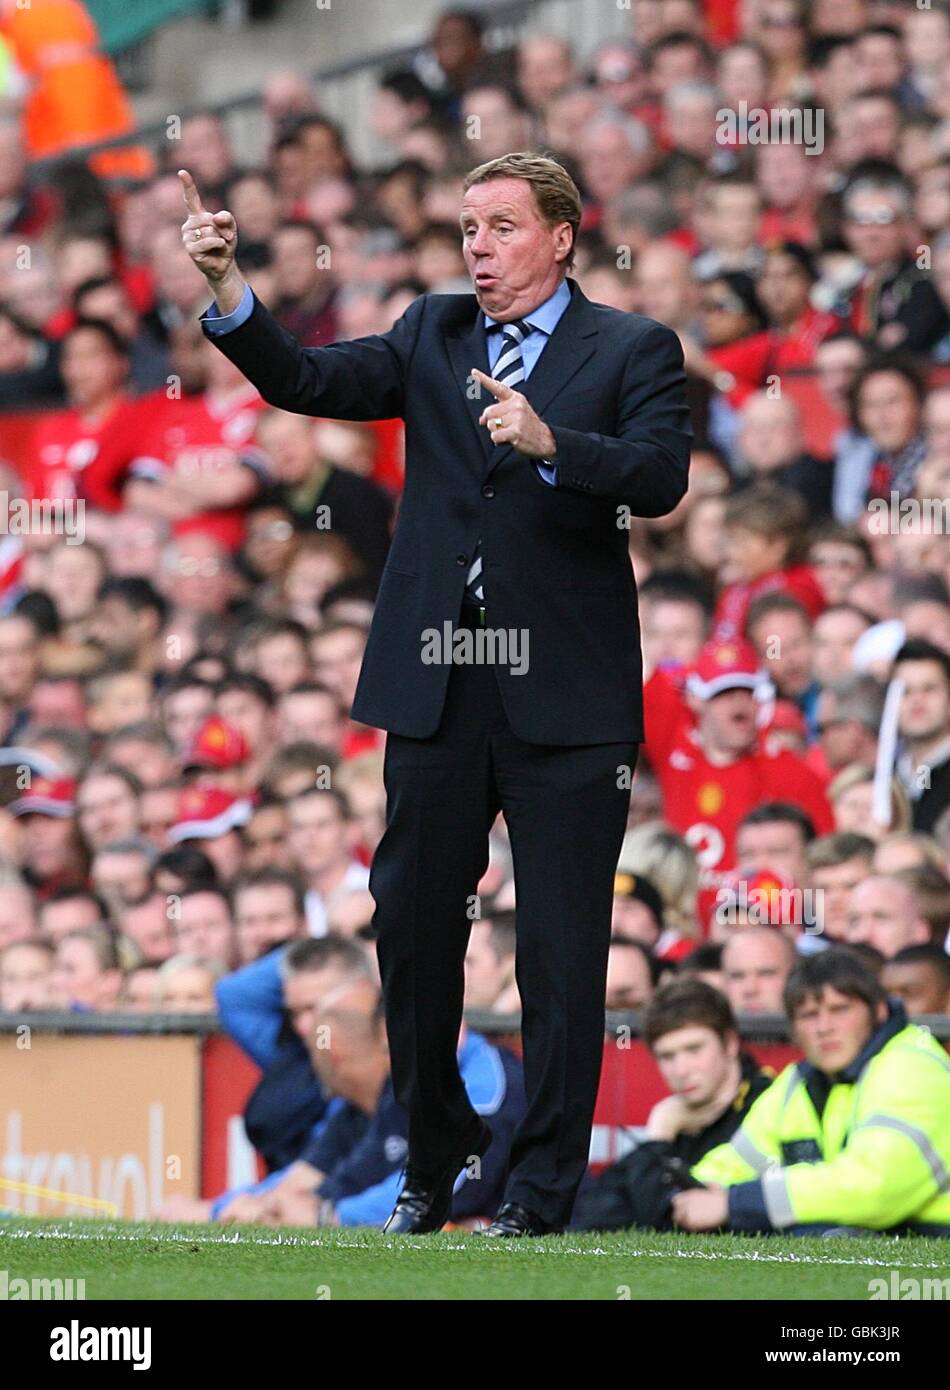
left=443, top=280, right=600, bottom=480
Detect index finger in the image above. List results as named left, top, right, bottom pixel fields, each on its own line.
left=178, top=169, right=204, bottom=216
left=470, top=368, right=513, bottom=401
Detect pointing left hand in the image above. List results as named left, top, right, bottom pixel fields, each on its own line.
left=471, top=367, right=557, bottom=459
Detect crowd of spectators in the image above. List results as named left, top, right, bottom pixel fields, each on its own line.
left=0, top=0, right=949, bottom=1228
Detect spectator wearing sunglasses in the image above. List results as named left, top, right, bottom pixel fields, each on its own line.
left=837, top=162, right=950, bottom=353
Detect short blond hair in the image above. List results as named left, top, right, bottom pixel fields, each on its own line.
left=463, top=152, right=582, bottom=271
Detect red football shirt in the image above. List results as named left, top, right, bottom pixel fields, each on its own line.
left=28, top=393, right=148, bottom=511
left=644, top=669, right=834, bottom=931
left=712, top=565, right=827, bottom=642
left=130, top=385, right=270, bottom=549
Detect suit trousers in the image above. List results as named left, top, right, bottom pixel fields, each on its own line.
left=370, top=609, right=638, bottom=1227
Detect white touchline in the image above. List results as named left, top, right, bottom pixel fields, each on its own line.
left=4, top=1225, right=949, bottom=1270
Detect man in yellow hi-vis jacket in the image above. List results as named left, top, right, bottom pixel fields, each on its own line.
left=673, top=949, right=950, bottom=1237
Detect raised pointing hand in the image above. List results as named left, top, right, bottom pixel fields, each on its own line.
left=179, top=168, right=238, bottom=284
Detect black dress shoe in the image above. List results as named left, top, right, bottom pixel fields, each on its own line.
left=383, top=1121, right=492, bottom=1235
left=480, top=1201, right=563, bottom=1237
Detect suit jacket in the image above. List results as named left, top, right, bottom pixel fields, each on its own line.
left=201, top=280, right=692, bottom=745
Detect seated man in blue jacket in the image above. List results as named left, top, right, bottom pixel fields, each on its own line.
left=233, top=975, right=526, bottom=1227
left=159, top=934, right=373, bottom=1222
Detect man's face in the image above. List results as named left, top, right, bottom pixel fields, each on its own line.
left=92, top=850, right=152, bottom=912
left=122, top=967, right=159, bottom=1012
left=277, top=690, right=343, bottom=749
left=815, top=340, right=865, bottom=410
left=243, top=805, right=291, bottom=872
left=61, top=329, right=126, bottom=407
left=881, top=961, right=950, bottom=1016
left=51, top=938, right=116, bottom=1010
left=76, top=774, right=139, bottom=851
left=121, top=896, right=175, bottom=963
left=216, top=690, right=272, bottom=754
left=844, top=188, right=905, bottom=268
left=816, top=690, right=871, bottom=772
left=161, top=965, right=216, bottom=1013
left=310, top=628, right=366, bottom=710
left=0, top=616, right=40, bottom=703
left=460, top=177, right=570, bottom=322
left=434, top=15, right=481, bottom=77
left=284, top=965, right=346, bottom=1051
left=163, top=685, right=215, bottom=751
left=610, top=897, right=660, bottom=947
left=897, top=660, right=950, bottom=744
left=89, top=595, right=144, bottom=657
left=256, top=412, right=315, bottom=485
left=812, top=857, right=870, bottom=941
left=633, top=246, right=694, bottom=330
left=642, top=598, right=706, bottom=672
left=234, top=884, right=301, bottom=963
left=750, top=611, right=813, bottom=699
left=27, top=678, right=86, bottom=729
left=792, top=986, right=879, bottom=1072
left=846, top=879, right=930, bottom=958
left=699, top=687, right=758, bottom=758
left=0, top=943, right=52, bottom=1011
left=738, top=398, right=801, bottom=474
left=464, top=922, right=509, bottom=1008
left=722, top=934, right=792, bottom=1013
left=162, top=537, right=232, bottom=616
left=287, top=794, right=349, bottom=878
left=857, top=371, right=920, bottom=453
left=812, top=606, right=868, bottom=679
left=756, top=254, right=811, bottom=324
left=736, top=820, right=808, bottom=887
left=272, top=226, right=321, bottom=300
left=604, top=943, right=654, bottom=1010
left=20, top=813, right=76, bottom=880
left=709, top=186, right=761, bottom=253
left=38, top=896, right=100, bottom=943
left=89, top=672, right=153, bottom=735
left=652, top=1024, right=735, bottom=1107
left=255, top=634, right=309, bottom=696
left=175, top=891, right=234, bottom=968
left=111, top=740, right=176, bottom=791
left=0, top=887, right=37, bottom=948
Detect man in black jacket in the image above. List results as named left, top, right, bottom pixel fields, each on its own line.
left=572, top=978, right=772, bottom=1231
left=179, top=151, right=691, bottom=1237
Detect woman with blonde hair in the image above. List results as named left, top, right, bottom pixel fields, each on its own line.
left=617, top=821, right=700, bottom=952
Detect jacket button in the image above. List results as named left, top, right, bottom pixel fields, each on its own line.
left=481, top=484, right=495, bottom=498
left=456, top=554, right=467, bottom=565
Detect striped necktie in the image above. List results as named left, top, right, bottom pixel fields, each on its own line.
left=465, top=317, right=531, bottom=607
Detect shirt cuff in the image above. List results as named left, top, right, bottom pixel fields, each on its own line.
left=204, top=284, right=254, bottom=335
left=535, top=459, right=558, bottom=486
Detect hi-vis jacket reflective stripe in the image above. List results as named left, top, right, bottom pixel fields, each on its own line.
left=691, top=1003, right=950, bottom=1232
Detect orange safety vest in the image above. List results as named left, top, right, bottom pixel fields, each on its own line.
left=0, top=0, right=154, bottom=179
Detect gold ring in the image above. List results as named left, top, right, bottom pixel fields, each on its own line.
left=193, top=229, right=202, bottom=240
left=492, top=418, right=503, bottom=429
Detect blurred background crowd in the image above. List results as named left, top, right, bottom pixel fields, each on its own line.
left=0, top=0, right=949, bottom=1226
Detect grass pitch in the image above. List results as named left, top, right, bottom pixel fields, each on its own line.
left=2, top=1218, right=949, bottom=1300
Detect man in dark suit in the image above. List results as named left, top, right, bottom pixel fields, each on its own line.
left=180, top=151, right=691, bottom=1236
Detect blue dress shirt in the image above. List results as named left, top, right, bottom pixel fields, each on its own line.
left=204, top=279, right=571, bottom=483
